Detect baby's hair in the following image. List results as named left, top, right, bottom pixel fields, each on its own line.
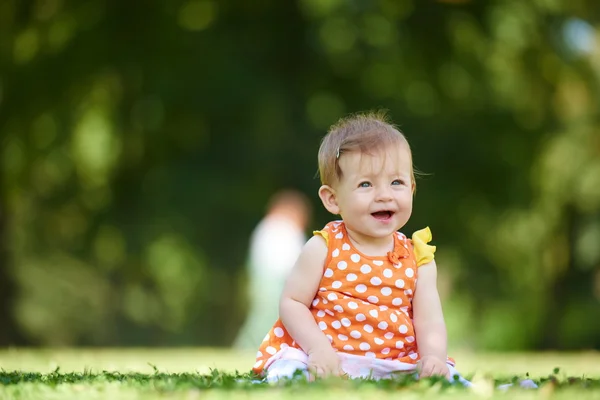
left=318, top=110, right=416, bottom=188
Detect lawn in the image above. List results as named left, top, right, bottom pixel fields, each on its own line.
left=0, top=348, right=598, bottom=399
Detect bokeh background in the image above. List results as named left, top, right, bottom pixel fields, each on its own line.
left=0, top=0, right=599, bottom=354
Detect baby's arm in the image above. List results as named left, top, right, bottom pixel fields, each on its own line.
left=279, top=235, right=341, bottom=377
left=412, top=260, right=451, bottom=378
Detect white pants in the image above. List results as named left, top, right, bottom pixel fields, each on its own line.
left=266, top=358, right=472, bottom=386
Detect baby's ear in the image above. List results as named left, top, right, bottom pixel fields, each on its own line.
left=318, top=185, right=340, bottom=215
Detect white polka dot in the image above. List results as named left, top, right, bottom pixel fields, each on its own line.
left=324, top=268, right=334, bottom=278
left=337, top=261, right=348, bottom=270
left=392, top=297, right=402, bottom=306
left=379, top=305, right=388, bottom=311
left=253, top=360, right=263, bottom=368
left=359, top=342, right=371, bottom=351
left=367, top=295, right=379, bottom=303
left=338, top=334, right=348, bottom=341
left=317, top=310, right=325, bottom=318
left=346, top=273, right=357, bottom=282
left=325, top=309, right=334, bottom=316
left=332, top=248, right=340, bottom=257
left=350, top=330, right=361, bottom=339
left=404, top=289, right=413, bottom=296
left=409, top=352, right=418, bottom=360
left=262, top=333, right=270, bottom=342
left=331, top=320, right=341, bottom=329
left=406, top=336, right=415, bottom=343
left=350, top=254, right=360, bottom=263
left=400, top=306, right=409, bottom=314
left=365, top=352, right=376, bottom=358
left=274, top=327, right=284, bottom=338
left=312, top=299, right=319, bottom=307
left=399, top=324, right=408, bottom=334
left=331, top=281, right=342, bottom=289
left=405, top=268, right=414, bottom=278
left=369, top=309, right=378, bottom=318
left=390, top=313, right=398, bottom=322
left=343, top=345, right=354, bottom=351
left=356, top=284, right=367, bottom=293
left=363, top=324, right=373, bottom=333
left=395, top=341, right=404, bottom=349
left=395, top=279, right=405, bottom=288
left=380, top=287, right=392, bottom=296
left=341, top=318, right=351, bottom=327
left=395, top=262, right=403, bottom=268
left=384, top=332, right=394, bottom=340
left=399, top=352, right=406, bottom=357
left=335, top=232, right=343, bottom=239
left=374, top=337, right=384, bottom=345
left=348, top=301, right=358, bottom=309
left=280, top=343, right=289, bottom=349
left=370, top=277, right=382, bottom=286
left=378, top=321, right=388, bottom=330
left=327, top=293, right=338, bottom=301
left=322, top=299, right=328, bottom=304
left=333, top=305, right=344, bottom=313
left=326, top=335, right=333, bottom=342
left=356, top=313, right=366, bottom=322
left=342, top=243, right=350, bottom=250
left=319, top=287, right=326, bottom=292
left=373, top=260, right=384, bottom=266
left=318, top=321, right=327, bottom=330
left=383, top=269, right=393, bottom=278
left=266, top=346, right=277, bottom=355
left=256, top=351, right=263, bottom=358
left=381, top=347, right=391, bottom=355
left=360, top=264, right=372, bottom=274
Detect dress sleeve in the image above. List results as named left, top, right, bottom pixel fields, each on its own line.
left=313, top=230, right=329, bottom=246
left=412, top=227, right=436, bottom=267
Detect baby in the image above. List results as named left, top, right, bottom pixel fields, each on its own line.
left=252, top=112, right=470, bottom=385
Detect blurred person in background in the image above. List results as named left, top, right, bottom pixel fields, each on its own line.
left=234, top=190, right=311, bottom=350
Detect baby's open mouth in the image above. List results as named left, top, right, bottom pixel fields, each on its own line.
left=371, top=211, right=394, bottom=220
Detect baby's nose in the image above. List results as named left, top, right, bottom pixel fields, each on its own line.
left=375, top=186, right=393, bottom=201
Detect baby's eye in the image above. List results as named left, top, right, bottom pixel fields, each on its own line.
left=359, top=181, right=371, bottom=188
left=391, top=179, right=405, bottom=186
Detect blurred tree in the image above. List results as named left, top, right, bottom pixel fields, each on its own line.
left=0, top=0, right=598, bottom=349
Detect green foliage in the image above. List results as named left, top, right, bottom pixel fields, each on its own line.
left=0, top=0, right=599, bottom=348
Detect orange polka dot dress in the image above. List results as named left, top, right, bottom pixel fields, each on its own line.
left=253, top=220, right=438, bottom=375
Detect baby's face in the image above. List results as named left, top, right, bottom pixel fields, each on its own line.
left=334, top=143, right=414, bottom=242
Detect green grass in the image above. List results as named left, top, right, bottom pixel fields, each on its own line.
left=0, top=349, right=598, bottom=399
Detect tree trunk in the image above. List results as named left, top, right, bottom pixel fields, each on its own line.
left=0, top=189, right=23, bottom=345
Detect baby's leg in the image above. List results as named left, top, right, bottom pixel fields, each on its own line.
left=497, top=379, right=539, bottom=390
left=447, top=365, right=538, bottom=390
left=265, top=359, right=309, bottom=383
left=447, top=364, right=472, bottom=387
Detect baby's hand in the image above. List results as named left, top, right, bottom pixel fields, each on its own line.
left=307, top=345, right=343, bottom=380
left=417, top=355, right=450, bottom=379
